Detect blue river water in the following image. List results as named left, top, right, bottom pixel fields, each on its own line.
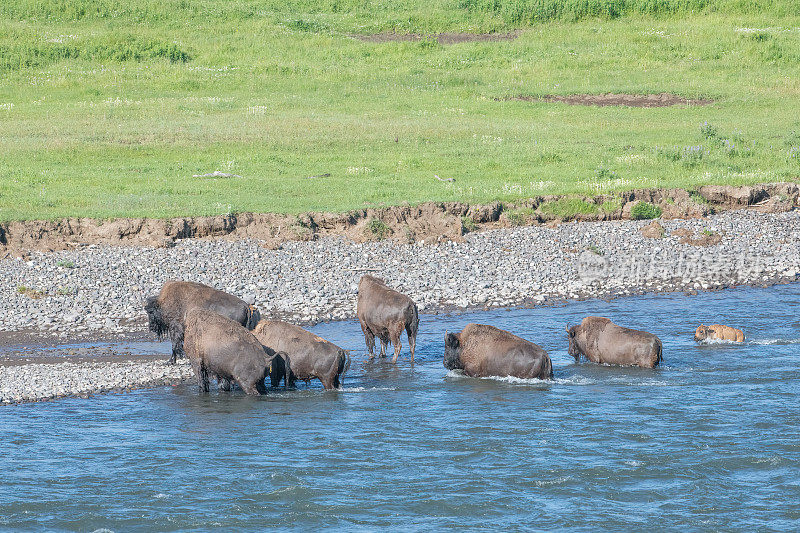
left=1, top=283, right=799, bottom=531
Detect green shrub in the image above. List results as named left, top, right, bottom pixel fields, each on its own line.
left=630, top=201, right=662, bottom=220
left=366, top=218, right=389, bottom=240
left=461, top=216, right=477, bottom=233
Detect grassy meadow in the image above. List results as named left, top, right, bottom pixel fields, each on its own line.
left=1, top=0, right=799, bottom=220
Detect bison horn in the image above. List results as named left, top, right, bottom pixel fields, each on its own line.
left=565, top=325, right=570, bottom=333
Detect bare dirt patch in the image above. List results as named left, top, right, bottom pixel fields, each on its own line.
left=503, top=93, right=713, bottom=108
left=353, top=31, right=519, bottom=44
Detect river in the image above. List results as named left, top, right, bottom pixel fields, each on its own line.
left=1, top=284, right=799, bottom=531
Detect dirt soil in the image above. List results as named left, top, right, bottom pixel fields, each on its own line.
left=353, top=31, right=519, bottom=44
left=503, top=93, right=713, bottom=107
left=0, top=183, right=797, bottom=257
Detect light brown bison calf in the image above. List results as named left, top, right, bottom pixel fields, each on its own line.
left=357, top=275, right=419, bottom=363
left=144, top=280, right=260, bottom=364
left=443, top=324, right=553, bottom=379
left=694, top=324, right=745, bottom=343
left=252, top=320, right=350, bottom=390
left=183, top=309, right=289, bottom=395
left=567, top=316, right=662, bottom=368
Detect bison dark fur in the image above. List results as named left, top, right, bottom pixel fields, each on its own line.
left=443, top=323, right=553, bottom=380
left=144, top=280, right=260, bottom=364
left=183, top=309, right=289, bottom=395
left=357, top=275, right=419, bottom=363
left=253, top=320, right=350, bottom=390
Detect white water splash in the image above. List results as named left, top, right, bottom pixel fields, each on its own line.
left=340, top=386, right=397, bottom=393
left=696, top=338, right=744, bottom=346
left=748, top=338, right=800, bottom=346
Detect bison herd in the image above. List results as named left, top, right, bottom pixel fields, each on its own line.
left=144, top=278, right=745, bottom=395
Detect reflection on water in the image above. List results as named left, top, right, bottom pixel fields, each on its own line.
left=2, top=284, right=800, bottom=531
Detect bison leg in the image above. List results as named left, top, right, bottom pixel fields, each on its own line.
left=219, top=377, right=232, bottom=392
left=361, top=322, right=376, bottom=359
left=241, top=376, right=267, bottom=396
left=320, top=376, right=335, bottom=390
left=406, top=324, right=417, bottom=363
left=168, top=323, right=185, bottom=364
left=379, top=334, right=389, bottom=357
left=389, top=322, right=405, bottom=363
left=197, top=364, right=210, bottom=393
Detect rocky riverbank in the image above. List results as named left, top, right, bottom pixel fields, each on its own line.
left=0, top=359, right=191, bottom=404
left=1, top=208, right=799, bottom=404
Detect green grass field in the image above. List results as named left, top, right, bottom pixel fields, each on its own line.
left=1, top=0, right=799, bottom=221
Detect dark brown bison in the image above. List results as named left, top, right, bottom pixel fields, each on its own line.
left=443, top=324, right=553, bottom=379
left=144, top=280, right=260, bottom=364
left=183, top=309, right=290, bottom=395
left=567, top=316, right=662, bottom=368
left=357, top=275, right=419, bottom=363
left=252, top=320, right=350, bottom=390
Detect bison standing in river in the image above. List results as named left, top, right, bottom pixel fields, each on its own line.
left=567, top=317, right=662, bottom=368
left=357, top=275, right=419, bottom=363
left=252, top=320, right=350, bottom=390
left=443, top=324, right=553, bottom=380
left=144, top=280, right=260, bottom=364
left=183, top=309, right=289, bottom=395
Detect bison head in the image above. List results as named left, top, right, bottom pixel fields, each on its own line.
left=566, top=325, right=581, bottom=360
left=443, top=331, right=463, bottom=370
left=694, top=325, right=710, bottom=342
left=144, top=296, right=169, bottom=338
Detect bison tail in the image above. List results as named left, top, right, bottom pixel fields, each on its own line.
left=412, top=303, right=419, bottom=332
left=246, top=305, right=261, bottom=330
left=543, top=356, right=554, bottom=380
left=335, top=350, right=351, bottom=389
left=655, top=339, right=663, bottom=367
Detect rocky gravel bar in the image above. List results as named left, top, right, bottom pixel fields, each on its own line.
left=1, top=209, right=799, bottom=404
left=0, top=360, right=192, bottom=404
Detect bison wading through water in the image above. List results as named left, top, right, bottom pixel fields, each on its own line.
left=144, top=280, right=260, bottom=364
left=252, top=320, right=350, bottom=390
left=443, top=324, right=553, bottom=380
left=694, top=324, right=745, bottom=343
left=567, top=316, right=663, bottom=368
left=357, top=275, right=419, bottom=363
left=183, top=309, right=289, bottom=395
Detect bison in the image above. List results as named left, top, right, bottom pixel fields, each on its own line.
left=357, top=275, right=419, bottom=363
left=694, top=324, right=745, bottom=343
left=567, top=316, right=662, bottom=368
left=144, top=280, right=260, bottom=364
left=252, top=320, right=350, bottom=390
left=443, top=323, right=553, bottom=380
left=183, top=309, right=289, bottom=395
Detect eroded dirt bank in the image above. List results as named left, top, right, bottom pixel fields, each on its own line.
left=1, top=183, right=798, bottom=258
